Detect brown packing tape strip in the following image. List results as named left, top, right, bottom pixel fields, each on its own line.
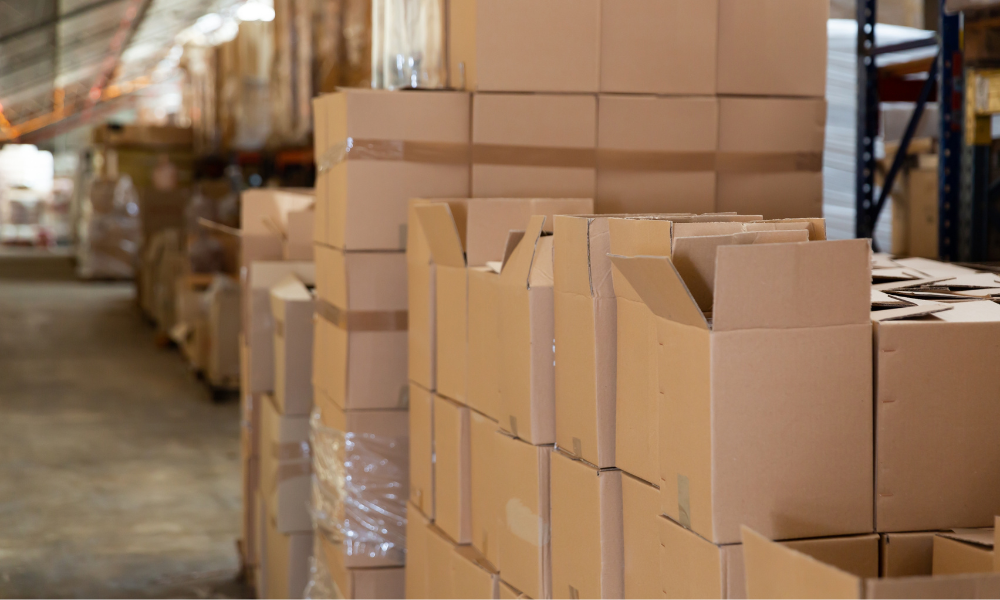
left=715, top=151, right=823, bottom=174
left=597, top=149, right=716, bottom=172
left=272, top=440, right=311, bottom=460
left=319, top=138, right=822, bottom=173
left=473, top=144, right=597, bottom=168
left=276, top=461, right=312, bottom=482
left=316, top=299, right=408, bottom=332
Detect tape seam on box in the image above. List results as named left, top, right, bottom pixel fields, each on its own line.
left=316, top=299, right=408, bottom=332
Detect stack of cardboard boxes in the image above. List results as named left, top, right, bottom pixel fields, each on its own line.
left=306, top=88, right=477, bottom=598
left=446, top=0, right=828, bottom=219
left=237, top=188, right=316, bottom=595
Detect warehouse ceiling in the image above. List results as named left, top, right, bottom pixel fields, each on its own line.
left=0, top=0, right=245, bottom=142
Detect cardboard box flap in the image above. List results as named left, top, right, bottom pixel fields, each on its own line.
left=465, top=198, right=593, bottom=267
left=894, top=257, right=979, bottom=277
left=940, top=529, right=995, bottom=549
left=713, top=239, right=871, bottom=332
left=270, top=274, right=314, bottom=303
left=872, top=253, right=898, bottom=269
left=871, top=267, right=926, bottom=283
left=241, top=189, right=315, bottom=236
left=934, top=273, right=1000, bottom=290
left=872, top=276, right=949, bottom=293
left=671, top=230, right=810, bottom=314
left=500, top=230, right=526, bottom=272
left=608, top=255, right=708, bottom=330
left=408, top=199, right=469, bottom=264
left=932, top=299, right=1000, bottom=322
left=748, top=218, right=827, bottom=241
left=608, top=218, right=675, bottom=258
left=871, top=297, right=953, bottom=322
left=528, top=235, right=555, bottom=288
left=500, top=215, right=546, bottom=287
left=741, top=526, right=863, bottom=599
left=553, top=216, right=596, bottom=297
left=415, top=203, right=466, bottom=268
left=871, top=289, right=911, bottom=308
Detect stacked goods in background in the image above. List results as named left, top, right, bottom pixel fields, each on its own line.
left=445, top=0, right=828, bottom=219
left=76, top=177, right=142, bottom=279
left=237, top=188, right=317, bottom=595
left=306, top=87, right=483, bottom=598
left=182, top=0, right=372, bottom=156
left=82, top=124, right=193, bottom=281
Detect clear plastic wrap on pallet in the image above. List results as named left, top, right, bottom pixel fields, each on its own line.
left=76, top=176, right=142, bottom=279
left=308, top=410, right=407, bottom=561
left=371, top=0, right=446, bottom=89
left=304, top=530, right=343, bottom=600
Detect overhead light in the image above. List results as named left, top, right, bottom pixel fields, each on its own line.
left=236, top=0, right=275, bottom=22
left=194, top=12, right=223, bottom=33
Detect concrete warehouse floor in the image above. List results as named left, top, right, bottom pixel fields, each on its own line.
left=0, top=280, right=249, bottom=599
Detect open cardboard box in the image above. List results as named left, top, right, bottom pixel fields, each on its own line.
left=270, top=274, right=314, bottom=416
left=414, top=198, right=592, bottom=408
left=246, top=262, right=315, bottom=394
left=743, top=524, right=1000, bottom=598
left=661, top=515, right=879, bottom=598
left=934, top=526, right=996, bottom=576
left=603, top=216, right=823, bottom=483
left=871, top=298, right=1000, bottom=533
left=611, top=233, right=872, bottom=545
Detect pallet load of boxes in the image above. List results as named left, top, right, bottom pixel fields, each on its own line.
left=234, top=0, right=1000, bottom=597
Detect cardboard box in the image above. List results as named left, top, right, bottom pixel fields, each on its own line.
left=550, top=450, right=623, bottom=599
left=467, top=266, right=502, bottom=419
left=449, top=0, right=600, bottom=92
left=742, top=526, right=1000, bottom=598
left=606, top=216, right=801, bottom=483
left=262, top=496, right=313, bottom=600
left=314, top=399, right=409, bottom=567
left=241, top=188, right=315, bottom=272
left=880, top=531, right=936, bottom=578
left=596, top=95, right=718, bottom=215
left=470, top=409, right=500, bottom=567
left=415, top=198, right=592, bottom=404
left=284, top=207, right=314, bottom=261
left=661, top=517, right=879, bottom=598
left=434, top=394, right=472, bottom=544
left=716, top=0, right=828, bottom=97
left=270, top=275, right=315, bottom=416
left=873, top=300, right=1000, bottom=532
left=260, top=394, right=312, bottom=534
left=716, top=97, right=826, bottom=220
left=498, top=216, right=555, bottom=445
left=496, top=431, right=552, bottom=599
left=612, top=236, right=873, bottom=544
left=600, top=0, right=718, bottom=94
left=409, top=382, right=434, bottom=519
left=311, top=89, right=471, bottom=251
left=472, top=93, right=597, bottom=199
left=313, top=245, right=407, bottom=410
left=553, top=215, right=618, bottom=467
left=933, top=531, right=995, bottom=575
left=319, top=534, right=406, bottom=599
left=246, top=262, right=315, bottom=394
left=405, top=502, right=432, bottom=600
left=622, top=473, right=660, bottom=599
left=256, top=490, right=267, bottom=595
left=407, top=199, right=469, bottom=392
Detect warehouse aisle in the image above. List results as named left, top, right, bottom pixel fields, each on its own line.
left=0, top=281, right=248, bottom=598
